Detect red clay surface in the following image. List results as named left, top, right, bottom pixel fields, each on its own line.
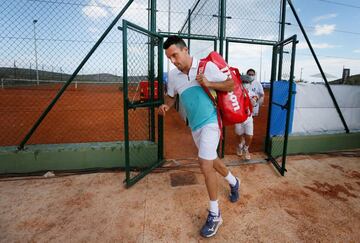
left=1, top=152, right=360, bottom=242
left=0, top=84, right=122, bottom=146
left=0, top=84, right=150, bottom=146
left=0, top=84, right=269, bottom=158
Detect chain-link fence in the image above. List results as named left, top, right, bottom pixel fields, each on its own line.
left=125, top=23, right=159, bottom=141
left=157, top=0, right=198, bottom=34
left=179, top=0, right=219, bottom=37
left=226, top=0, right=281, bottom=41
left=0, top=0, right=149, bottom=147
left=0, top=0, right=283, bottom=148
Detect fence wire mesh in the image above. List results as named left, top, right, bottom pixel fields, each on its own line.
left=0, top=0, right=149, bottom=146
left=179, top=0, right=219, bottom=37
left=226, top=0, right=281, bottom=41
left=157, top=0, right=195, bottom=34
left=280, top=43, right=293, bottom=81
left=126, top=25, right=159, bottom=141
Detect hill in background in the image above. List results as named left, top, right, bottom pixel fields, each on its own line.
left=0, top=67, right=123, bottom=83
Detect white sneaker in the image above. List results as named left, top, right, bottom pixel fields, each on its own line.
left=236, top=144, right=243, bottom=156
left=243, top=146, right=251, bottom=160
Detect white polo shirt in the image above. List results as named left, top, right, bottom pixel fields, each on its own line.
left=244, top=80, right=264, bottom=116
left=167, top=57, right=228, bottom=131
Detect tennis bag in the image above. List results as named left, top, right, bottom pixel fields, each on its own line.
left=197, top=51, right=252, bottom=128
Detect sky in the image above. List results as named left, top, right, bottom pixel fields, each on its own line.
left=285, top=0, right=360, bottom=82
left=1, top=0, right=360, bottom=82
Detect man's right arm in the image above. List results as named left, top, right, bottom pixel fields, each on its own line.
left=158, top=95, right=176, bottom=116
left=256, top=81, right=265, bottom=107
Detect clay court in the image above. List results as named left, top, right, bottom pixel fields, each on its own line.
left=1, top=152, right=360, bottom=242
left=0, top=84, right=269, bottom=159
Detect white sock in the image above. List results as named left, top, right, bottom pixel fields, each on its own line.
left=209, top=200, right=219, bottom=216
left=243, top=145, right=249, bottom=151
left=225, top=171, right=237, bottom=187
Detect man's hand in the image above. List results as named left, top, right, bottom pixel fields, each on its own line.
left=158, top=104, right=170, bottom=116
left=196, top=74, right=210, bottom=87
left=251, top=96, right=259, bottom=107
left=159, top=95, right=176, bottom=116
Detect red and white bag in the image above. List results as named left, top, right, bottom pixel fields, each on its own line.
left=197, top=51, right=252, bottom=132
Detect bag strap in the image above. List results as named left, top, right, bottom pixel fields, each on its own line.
left=197, top=59, right=223, bottom=140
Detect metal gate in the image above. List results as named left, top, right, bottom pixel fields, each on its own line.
left=265, top=35, right=297, bottom=175
left=122, top=20, right=164, bottom=187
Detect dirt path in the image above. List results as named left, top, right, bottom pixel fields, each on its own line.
left=1, top=153, right=359, bottom=242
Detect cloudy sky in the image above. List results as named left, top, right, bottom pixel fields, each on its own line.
left=2, top=0, right=359, bottom=82
left=285, top=0, right=360, bottom=82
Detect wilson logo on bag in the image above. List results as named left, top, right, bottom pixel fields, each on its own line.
left=197, top=51, right=252, bottom=130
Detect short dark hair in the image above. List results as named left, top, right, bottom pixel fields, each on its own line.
left=163, top=35, right=187, bottom=50
left=246, top=68, right=256, bottom=75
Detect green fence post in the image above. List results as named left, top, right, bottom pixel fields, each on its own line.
left=122, top=20, right=130, bottom=185
left=277, top=0, right=287, bottom=81
left=149, top=0, right=157, bottom=142
left=219, top=0, right=226, bottom=158
left=188, top=9, right=191, bottom=50
left=280, top=35, right=297, bottom=175
left=158, top=37, right=164, bottom=161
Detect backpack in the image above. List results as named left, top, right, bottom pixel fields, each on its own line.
left=197, top=51, right=252, bottom=132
